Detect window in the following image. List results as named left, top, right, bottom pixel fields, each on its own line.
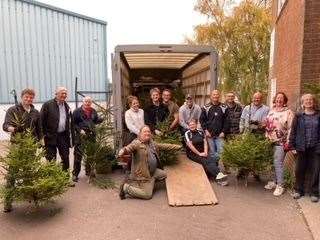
left=278, top=0, right=287, bottom=16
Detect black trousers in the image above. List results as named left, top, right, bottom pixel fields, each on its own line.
left=45, top=132, right=70, bottom=171
left=73, top=143, right=91, bottom=177
left=187, top=152, right=219, bottom=178
left=295, top=147, right=320, bottom=196
left=180, top=127, right=188, bottom=148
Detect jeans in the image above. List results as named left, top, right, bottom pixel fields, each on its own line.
left=207, top=137, right=224, bottom=162
left=186, top=151, right=220, bottom=178
left=273, top=145, right=286, bottom=186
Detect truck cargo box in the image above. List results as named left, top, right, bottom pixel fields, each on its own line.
left=111, top=44, right=218, bottom=146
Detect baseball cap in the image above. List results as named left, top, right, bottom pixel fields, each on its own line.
left=185, top=94, right=193, bottom=100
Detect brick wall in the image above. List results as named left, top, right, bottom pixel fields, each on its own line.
left=271, top=0, right=305, bottom=110
left=301, top=0, right=320, bottom=89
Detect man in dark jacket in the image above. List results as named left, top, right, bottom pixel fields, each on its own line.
left=2, top=88, right=41, bottom=212
left=144, top=88, right=169, bottom=135
left=40, top=87, right=74, bottom=172
left=200, top=90, right=229, bottom=163
left=72, top=96, right=103, bottom=182
left=225, top=91, right=243, bottom=136
left=3, top=88, right=41, bottom=141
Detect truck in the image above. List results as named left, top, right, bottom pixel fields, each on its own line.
left=111, top=44, right=218, bottom=146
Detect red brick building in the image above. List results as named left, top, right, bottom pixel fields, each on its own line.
left=269, top=0, right=320, bottom=109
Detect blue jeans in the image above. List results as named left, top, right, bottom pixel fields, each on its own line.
left=273, top=145, right=285, bottom=186
left=207, top=137, right=224, bottom=165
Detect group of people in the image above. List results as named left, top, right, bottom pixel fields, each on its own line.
left=119, top=87, right=320, bottom=202
left=2, top=87, right=103, bottom=212
left=2, top=86, right=319, bottom=207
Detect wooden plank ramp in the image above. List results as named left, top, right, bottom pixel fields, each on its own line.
left=165, top=153, right=218, bottom=207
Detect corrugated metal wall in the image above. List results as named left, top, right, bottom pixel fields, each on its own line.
left=0, top=0, right=107, bottom=103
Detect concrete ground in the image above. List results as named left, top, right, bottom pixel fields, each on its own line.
left=0, top=171, right=314, bottom=240
left=298, top=197, right=320, bottom=240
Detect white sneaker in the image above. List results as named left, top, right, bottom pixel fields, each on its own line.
left=216, top=172, right=227, bottom=180
left=273, top=185, right=285, bottom=196
left=264, top=181, right=276, bottom=190
left=217, top=180, right=229, bottom=186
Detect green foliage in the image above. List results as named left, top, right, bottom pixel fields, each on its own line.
left=154, top=119, right=182, bottom=166
left=83, top=109, right=116, bottom=185
left=0, top=131, right=69, bottom=206
left=304, top=83, right=320, bottom=105
left=158, top=150, right=180, bottom=166
left=284, top=168, right=295, bottom=190
left=189, top=0, right=271, bottom=104
left=221, top=133, right=273, bottom=175
left=154, top=119, right=182, bottom=145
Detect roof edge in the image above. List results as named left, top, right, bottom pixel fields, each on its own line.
left=115, top=44, right=217, bottom=54
left=19, top=0, right=107, bottom=25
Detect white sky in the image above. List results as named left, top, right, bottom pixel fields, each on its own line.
left=36, top=0, right=241, bottom=79
left=37, top=0, right=208, bottom=68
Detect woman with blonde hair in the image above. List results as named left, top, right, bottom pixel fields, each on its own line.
left=289, top=93, right=320, bottom=202
left=125, top=95, right=145, bottom=143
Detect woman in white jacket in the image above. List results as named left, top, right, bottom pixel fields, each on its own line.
left=125, top=96, right=145, bottom=143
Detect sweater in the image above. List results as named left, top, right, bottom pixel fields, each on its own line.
left=179, top=103, right=202, bottom=130
left=265, top=107, right=294, bottom=145
left=125, top=108, right=145, bottom=135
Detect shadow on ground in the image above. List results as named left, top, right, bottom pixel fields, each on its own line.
left=4, top=203, right=64, bottom=225
left=0, top=170, right=314, bottom=240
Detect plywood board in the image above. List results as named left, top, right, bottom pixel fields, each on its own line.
left=165, top=154, right=218, bottom=207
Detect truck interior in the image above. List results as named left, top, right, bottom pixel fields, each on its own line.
left=112, top=45, right=218, bottom=143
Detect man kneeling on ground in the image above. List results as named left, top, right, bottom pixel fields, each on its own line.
left=118, top=125, right=181, bottom=200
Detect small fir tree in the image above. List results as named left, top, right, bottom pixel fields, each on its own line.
left=82, top=108, right=116, bottom=187
left=154, top=119, right=182, bottom=166
left=0, top=131, right=69, bottom=207
left=221, top=133, right=273, bottom=186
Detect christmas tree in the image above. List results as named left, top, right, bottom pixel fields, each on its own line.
left=154, top=119, right=182, bottom=166
left=221, top=133, right=273, bottom=186
left=82, top=108, right=116, bottom=188
left=0, top=131, right=70, bottom=207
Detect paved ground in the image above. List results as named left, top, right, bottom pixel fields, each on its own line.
left=298, top=197, right=320, bottom=240
left=0, top=170, right=313, bottom=240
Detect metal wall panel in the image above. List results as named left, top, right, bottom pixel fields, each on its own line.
left=0, top=0, right=107, bottom=103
